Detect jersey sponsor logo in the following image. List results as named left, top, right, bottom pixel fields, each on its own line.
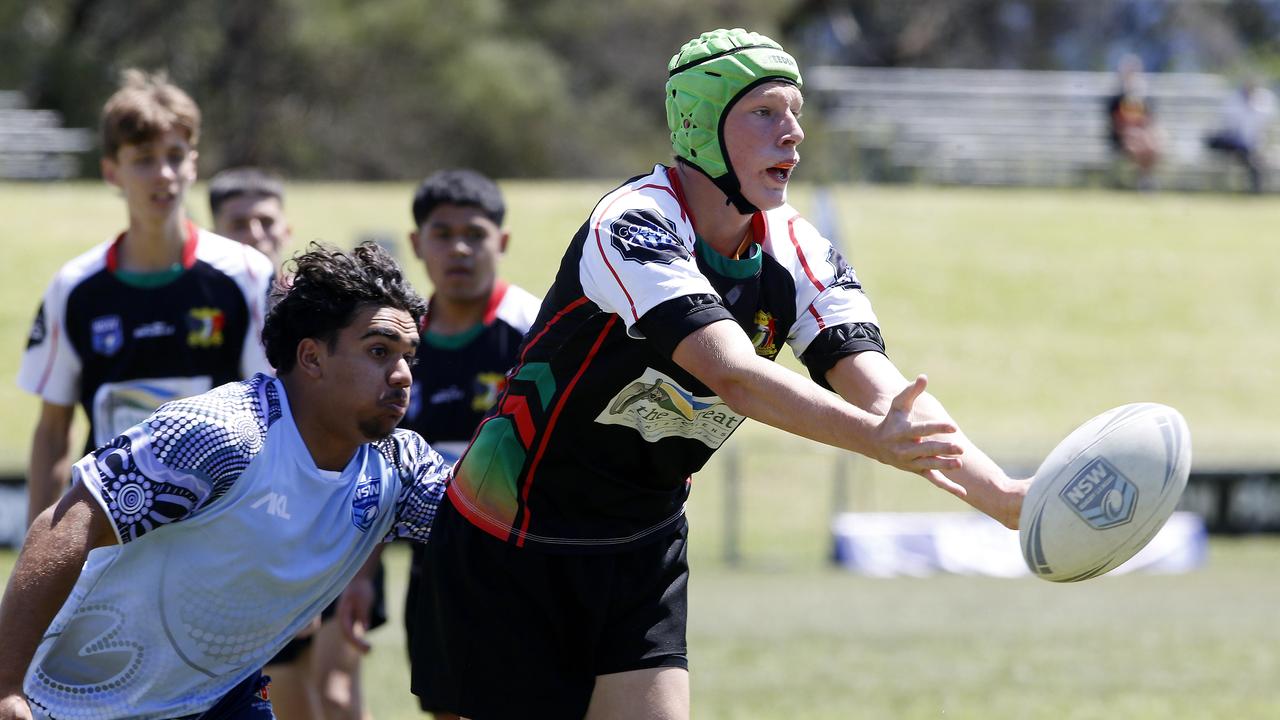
left=26, top=302, right=46, bottom=348
left=133, top=320, right=175, bottom=339
left=252, top=491, right=293, bottom=520
left=751, top=310, right=778, bottom=357
left=352, top=474, right=381, bottom=531
left=608, top=209, right=688, bottom=265
left=429, top=386, right=466, bottom=406
left=187, top=307, right=226, bottom=348
left=1059, top=457, right=1137, bottom=530
left=471, top=372, right=508, bottom=412
left=91, top=315, right=124, bottom=356
left=34, top=605, right=143, bottom=697
left=596, top=367, right=744, bottom=448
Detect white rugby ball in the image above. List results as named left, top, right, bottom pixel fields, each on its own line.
left=1019, top=403, right=1191, bottom=582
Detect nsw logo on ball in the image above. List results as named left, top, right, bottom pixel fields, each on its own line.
left=1059, top=457, right=1137, bottom=530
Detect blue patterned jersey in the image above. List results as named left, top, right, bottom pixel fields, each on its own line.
left=24, top=374, right=445, bottom=720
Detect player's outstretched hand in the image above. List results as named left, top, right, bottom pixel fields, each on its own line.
left=874, top=375, right=966, bottom=497
left=336, top=577, right=374, bottom=655
left=0, top=695, right=33, bottom=720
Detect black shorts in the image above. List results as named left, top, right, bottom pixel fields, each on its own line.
left=411, top=498, right=689, bottom=719
left=265, top=562, right=388, bottom=666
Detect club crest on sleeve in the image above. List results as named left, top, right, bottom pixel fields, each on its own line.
left=351, top=474, right=382, bottom=532
left=608, top=209, right=688, bottom=265
left=1058, top=457, right=1137, bottom=530
left=91, top=315, right=124, bottom=357
left=826, top=247, right=862, bottom=291
left=27, top=302, right=47, bottom=348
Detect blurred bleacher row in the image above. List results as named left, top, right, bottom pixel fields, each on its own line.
left=809, top=66, right=1277, bottom=191
left=2, top=67, right=1274, bottom=189
left=0, top=89, right=92, bottom=180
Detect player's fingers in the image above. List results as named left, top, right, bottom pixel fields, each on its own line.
left=921, top=469, right=967, bottom=498
left=907, top=421, right=959, bottom=439
left=912, top=439, right=964, bottom=458
left=890, top=374, right=928, bottom=413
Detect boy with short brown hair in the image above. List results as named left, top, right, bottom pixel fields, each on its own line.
left=18, top=69, right=273, bottom=526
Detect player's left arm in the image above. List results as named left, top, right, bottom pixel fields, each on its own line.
left=0, top=482, right=118, bottom=709
left=825, top=350, right=1027, bottom=528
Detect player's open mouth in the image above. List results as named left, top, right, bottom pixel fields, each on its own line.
left=768, top=161, right=797, bottom=183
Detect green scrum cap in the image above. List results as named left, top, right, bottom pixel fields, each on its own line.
left=666, top=28, right=802, bottom=214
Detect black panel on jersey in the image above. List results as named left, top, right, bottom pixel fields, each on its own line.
left=800, top=322, right=888, bottom=390
left=634, top=294, right=734, bottom=360
left=63, top=262, right=251, bottom=451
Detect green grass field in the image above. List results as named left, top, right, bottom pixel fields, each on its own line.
left=2, top=181, right=1279, bottom=717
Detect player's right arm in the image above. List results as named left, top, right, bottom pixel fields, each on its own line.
left=672, top=319, right=963, bottom=478
left=25, top=401, right=75, bottom=528
left=0, top=481, right=118, bottom=718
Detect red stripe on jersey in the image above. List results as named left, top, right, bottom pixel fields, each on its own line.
left=514, top=314, right=618, bottom=546
left=483, top=279, right=511, bottom=325
left=105, top=222, right=200, bottom=271
left=592, top=179, right=684, bottom=322
left=501, top=394, right=536, bottom=447
left=788, top=215, right=826, bottom=293
left=447, top=478, right=518, bottom=542
left=519, top=295, right=589, bottom=364
left=663, top=167, right=692, bottom=226
left=807, top=303, right=827, bottom=330
left=182, top=221, right=199, bottom=268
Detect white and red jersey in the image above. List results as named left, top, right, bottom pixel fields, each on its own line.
left=448, top=164, right=884, bottom=551
left=18, top=223, right=273, bottom=450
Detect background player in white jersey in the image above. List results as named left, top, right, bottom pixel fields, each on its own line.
left=384, top=168, right=539, bottom=718
left=415, top=29, right=1030, bottom=719
left=18, top=70, right=274, bottom=528
left=0, top=242, right=445, bottom=720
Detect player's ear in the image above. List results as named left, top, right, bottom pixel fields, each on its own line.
left=101, top=156, right=119, bottom=188
left=409, top=229, right=424, bottom=261
left=296, top=338, right=325, bottom=378
left=498, top=230, right=510, bottom=255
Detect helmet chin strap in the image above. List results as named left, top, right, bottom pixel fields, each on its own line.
left=677, top=158, right=760, bottom=215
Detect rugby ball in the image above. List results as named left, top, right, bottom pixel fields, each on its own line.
left=1019, top=403, right=1191, bottom=582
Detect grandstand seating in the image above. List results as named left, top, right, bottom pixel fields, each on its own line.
left=809, top=66, right=1276, bottom=191
left=0, top=89, right=92, bottom=180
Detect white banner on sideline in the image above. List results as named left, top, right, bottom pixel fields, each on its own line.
left=831, top=511, right=1207, bottom=578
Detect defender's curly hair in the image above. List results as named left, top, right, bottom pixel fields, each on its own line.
left=263, top=241, right=427, bottom=373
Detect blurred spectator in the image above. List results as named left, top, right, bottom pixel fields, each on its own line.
left=1204, top=78, right=1277, bottom=193
left=1106, top=53, right=1163, bottom=190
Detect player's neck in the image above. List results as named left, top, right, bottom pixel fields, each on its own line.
left=428, top=293, right=489, bottom=336
left=280, top=375, right=359, bottom=471
left=119, top=213, right=188, bottom=272
left=675, top=163, right=753, bottom=258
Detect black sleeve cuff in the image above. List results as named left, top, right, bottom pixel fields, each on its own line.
left=634, top=293, right=736, bottom=359
left=800, top=322, right=887, bottom=390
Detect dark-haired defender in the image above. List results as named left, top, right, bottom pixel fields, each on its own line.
left=0, top=242, right=446, bottom=720
left=414, top=29, right=1029, bottom=719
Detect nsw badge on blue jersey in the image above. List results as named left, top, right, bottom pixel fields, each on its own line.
left=352, top=474, right=382, bottom=531
left=91, top=315, right=124, bottom=356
